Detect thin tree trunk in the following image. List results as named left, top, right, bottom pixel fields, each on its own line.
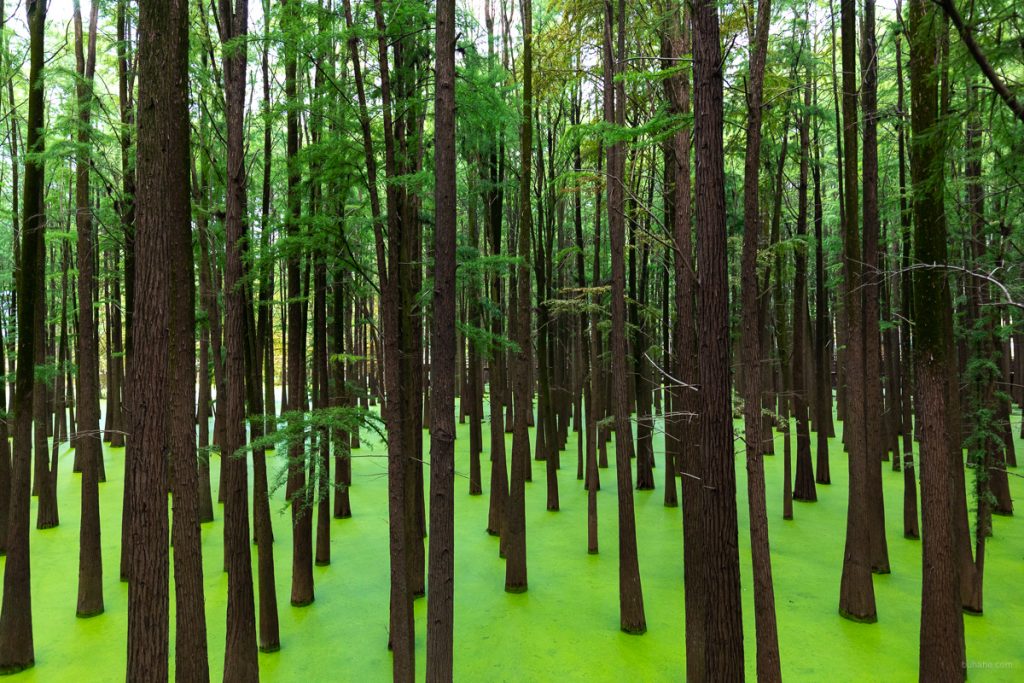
left=837, top=0, right=878, bottom=623
left=737, top=0, right=782, bottom=675
left=504, top=0, right=532, bottom=595
left=425, top=0, right=456, bottom=672
left=694, top=0, right=745, bottom=674
left=0, top=0, right=45, bottom=671
left=72, top=0, right=103, bottom=619
left=605, top=0, right=646, bottom=635
left=218, top=0, right=260, bottom=677
left=861, top=0, right=890, bottom=575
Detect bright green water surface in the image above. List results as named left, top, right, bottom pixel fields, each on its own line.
left=1, top=406, right=1021, bottom=681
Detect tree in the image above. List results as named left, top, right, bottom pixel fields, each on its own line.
left=693, top=0, right=744, bottom=675
left=0, top=0, right=45, bottom=672
left=426, top=0, right=457, bottom=676
left=127, top=0, right=207, bottom=679
left=218, top=0, right=260, bottom=677
left=837, top=0, right=878, bottom=623
left=504, top=0, right=532, bottom=596
left=909, top=0, right=966, bottom=676
left=72, top=0, right=103, bottom=620
left=738, top=0, right=782, bottom=675
left=605, top=0, right=646, bottom=636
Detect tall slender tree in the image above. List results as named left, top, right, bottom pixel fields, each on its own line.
left=126, top=0, right=205, bottom=679
left=504, top=0, right=532, bottom=595
left=693, top=0, right=744, bottom=675
left=425, top=0, right=457, bottom=676
left=218, top=0, right=260, bottom=677
left=0, top=0, right=45, bottom=672
left=72, top=0, right=103, bottom=619
left=738, top=0, right=782, bottom=675
left=605, top=0, right=646, bottom=636
left=837, top=0, right=878, bottom=623
left=909, top=0, right=966, bottom=676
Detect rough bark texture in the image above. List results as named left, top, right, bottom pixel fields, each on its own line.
left=73, top=0, right=104, bottom=620
left=792, top=45, right=816, bottom=505
left=219, top=0, right=260, bottom=678
left=860, top=0, right=890, bottom=575
left=370, top=0, right=414, bottom=676
left=837, top=0, right=878, bottom=623
left=737, top=0, right=782, bottom=677
left=126, top=1, right=199, bottom=679
left=425, top=0, right=456, bottom=676
left=604, top=0, right=646, bottom=636
left=0, top=0, right=44, bottom=672
left=693, top=0, right=745, bottom=676
left=282, top=0, right=314, bottom=611
left=909, top=0, right=966, bottom=676
left=660, top=2, right=702, bottom=671
left=894, top=3, right=919, bottom=540
left=504, top=0, right=531, bottom=595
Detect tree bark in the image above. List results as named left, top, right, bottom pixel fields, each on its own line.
left=861, top=0, right=890, bottom=575
left=72, top=0, right=104, bottom=619
left=604, top=0, right=646, bottom=636
left=909, top=0, right=966, bottom=675
left=738, top=0, right=782, bottom=675
left=218, top=0, right=260, bottom=677
left=837, top=0, right=878, bottom=623
left=127, top=1, right=207, bottom=678
left=504, top=0, right=532, bottom=595
left=425, top=0, right=456, bottom=674
left=0, top=0, right=45, bottom=672
left=693, top=0, right=745, bottom=675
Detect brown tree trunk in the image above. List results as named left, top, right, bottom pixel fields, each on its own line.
left=219, top=0, right=260, bottom=677
left=737, top=0, right=782, bottom=676
left=127, top=0, right=208, bottom=678
left=894, top=1, right=919, bottom=539
left=909, top=0, right=966, bottom=675
left=281, top=0, right=314, bottom=610
left=34, top=242, right=57, bottom=528
left=504, top=0, right=531, bottom=595
left=370, top=0, right=414, bottom=675
left=198, top=325, right=214, bottom=524
left=0, top=0, right=45, bottom=672
left=117, top=0, right=137, bottom=583
left=605, top=0, right=646, bottom=635
left=861, top=0, right=891, bottom=575
left=425, top=0, right=456, bottom=672
left=73, top=0, right=103, bottom=619
left=792, top=36, right=816, bottom=504
left=694, top=0, right=745, bottom=674
left=484, top=0, right=508, bottom=540
left=837, top=0, right=878, bottom=623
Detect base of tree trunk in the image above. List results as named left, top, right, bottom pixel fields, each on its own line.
left=838, top=608, right=878, bottom=624
left=0, top=660, right=34, bottom=675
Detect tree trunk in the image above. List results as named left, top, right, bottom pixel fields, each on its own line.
left=737, top=0, right=782, bottom=676
left=837, top=0, right=878, bottom=623
left=861, top=0, right=890, bottom=575
left=894, top=1, right=919, bottom=539
left=127, top=1, right=209, bottom=678
left=73, top=0, right=103, bottom=619
left=909, top=0, right=966, bottom=675
left=693, top=0, right=745, bottom=674
left=425, top=0, right=456, bottom=673
left=504, top=0, right=532, bottom=595
left=219, top=0, right=260, bottom=677
left=605, top=0, right=646, bottom=635
left=0, top=0, right=45, bottom=672
left=792, top=35, right=816, bottom=504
